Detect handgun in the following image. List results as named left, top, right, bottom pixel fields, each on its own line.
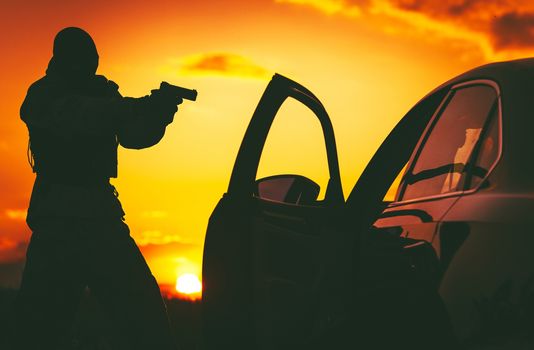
left=160, top=82, right=198, bottom=101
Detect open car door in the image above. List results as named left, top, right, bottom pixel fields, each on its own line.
left=202, top=74, right=352, bottom=349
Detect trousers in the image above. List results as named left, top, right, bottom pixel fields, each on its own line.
left=8, top=217, right=177, bottom=350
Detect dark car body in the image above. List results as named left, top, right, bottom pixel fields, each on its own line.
left=202, top=59, right=534, bottom=349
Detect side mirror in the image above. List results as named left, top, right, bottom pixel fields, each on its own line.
left=254, top=174, right=320, bottom=205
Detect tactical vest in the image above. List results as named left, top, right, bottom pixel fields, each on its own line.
left=30, top=128, right=118, bottom=184
left=25, top=75, right=120, bottom=184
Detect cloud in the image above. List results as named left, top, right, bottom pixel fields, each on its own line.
left=177, top=53, right=270, bottom=79
left=0, top=238, right=18, bottom=251
left=276, top=0, right=534, bottom=59
left=391, top=0, right=489, bottom=17
left=491, top=12, right=534, bottom=50
left=385, top=0, right=534, bottom=55
left=139, top=241, right=199, bottom=259
left=0, top=218, right=31, bottom=263
left=135, top=230, right=187, bottom=246
left=5, top=209, right=26, bottom=220
left=0, top=239, right=28, bottom=263
left=446, top=0, right=485, bottom=16
left=372, top=0, right=494, bottom=58
left=275, top=0, right=369, bottom=17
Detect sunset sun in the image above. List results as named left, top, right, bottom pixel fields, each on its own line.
left=175, top=273, right=202, bottom=299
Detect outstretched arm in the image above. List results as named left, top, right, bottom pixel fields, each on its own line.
left=21, top=76, right=181, bottom=149
left=116, top=94, right=178, bottom=149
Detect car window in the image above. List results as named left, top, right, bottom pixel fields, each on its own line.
left=256, top=97, right=329, bottom=202
left=464, top=107, right=500, bottom=189
left=400, top=84, right=498, bottom=201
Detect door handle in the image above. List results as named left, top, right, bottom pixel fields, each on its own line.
left=379, top=209, right=433, bottom=223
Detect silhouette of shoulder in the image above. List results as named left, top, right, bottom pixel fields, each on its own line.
left=21, top=75, right=127, bottom=134
left=21, top=74, right=174, bottom=149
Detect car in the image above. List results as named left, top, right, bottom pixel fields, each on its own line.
left=202, top=58, right=534, bottom=349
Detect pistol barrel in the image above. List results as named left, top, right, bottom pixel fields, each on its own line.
left=160, top=82, right=198, bottom=101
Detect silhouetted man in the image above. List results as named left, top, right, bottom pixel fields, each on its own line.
left=10, top=27, right=181, bottom=350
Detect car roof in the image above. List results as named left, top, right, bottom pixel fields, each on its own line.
left=346, top=58, right=534, bottom=210
left=430, top=57, right=534, bottom=93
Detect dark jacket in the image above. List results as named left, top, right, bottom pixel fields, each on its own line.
left=21, top=73, right=176, bottom=221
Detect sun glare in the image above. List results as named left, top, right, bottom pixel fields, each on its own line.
left=175, top=273, right=202, bottom=298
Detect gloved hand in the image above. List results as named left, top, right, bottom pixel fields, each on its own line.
left=149, top=87, right=183, bottom=125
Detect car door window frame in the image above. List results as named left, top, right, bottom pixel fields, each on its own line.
left=393, top=79, right=503, bottom=206
left=227, top=74, right=344, bottom=206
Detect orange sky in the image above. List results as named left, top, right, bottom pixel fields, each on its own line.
left=2, top=0, right=534, bottom=289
